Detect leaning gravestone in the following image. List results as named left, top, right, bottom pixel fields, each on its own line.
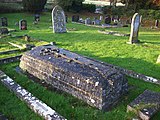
left=128, top=13, right=140, bottom=44
left=52, top=5, right=67, bottom=33
left=1, top=17, right=8, bottom=27
left=20, top=45, right=128, bottom=110
left=19, top=19, right=27, bottom=30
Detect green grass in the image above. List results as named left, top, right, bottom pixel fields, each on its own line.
left=0, top=12, right=160, bottom=120
left=1, top=62, right=160, bottom=120
left=0, top=35, right=48, bottom=59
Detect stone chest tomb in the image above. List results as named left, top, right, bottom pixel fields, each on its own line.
left=19, top=45, right=128, bottom=110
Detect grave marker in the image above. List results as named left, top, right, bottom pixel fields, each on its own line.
left=52, top=5, right=67, bottom=33
left=129, top=13, right=140, bottom=44
left=155, top=19, right=159, bottom=28
left=34, top=14, right=40, bottom=22
left=105, top=15, right=111, bottom=24
left=100, top=15, right=103, bottom=21
left=72, top=15, right=79, bottom=22
left=1, top=17, right=8, bottom=27
left=127, top=90, right=160, bottom=120
left=85, top=18, right=92, bottom=25
left=19, top=19, right=27, bottom=30
left=0, top=28, right=9, bottom=35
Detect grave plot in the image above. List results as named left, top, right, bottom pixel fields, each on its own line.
left=0, top=37, right=49, bottom=59
left=19, top=45, right=128, bottom=110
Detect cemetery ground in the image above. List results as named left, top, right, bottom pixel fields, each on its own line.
left=0, top=12, right=160, bottom=120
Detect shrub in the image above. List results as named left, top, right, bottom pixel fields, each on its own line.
left=139, top=9, right=160, bottom=19
left=0, top=3, right=23, bottom=13
left=22, top=0, right=47, bottom=13
left=82, top=4, right=96, bottom=13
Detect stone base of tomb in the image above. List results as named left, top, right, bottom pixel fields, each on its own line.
left=127, top=90, right=160, bottom=120
left=19, top=45, right=128, bottom=110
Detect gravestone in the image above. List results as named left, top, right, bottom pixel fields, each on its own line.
left=65, top=15, right=68, bottom=23
left=85, top=18, right=92, bottom=25
left=72, top=15, right=79, bottom=22
left=155, top=20, right=159, bottom=28
left=1, top=17, right=8, bottom=27
left=34, top=14, right=40, bottom=22
left=156, top=55, right=160, bottom=63
left=105, top=15, right=111, bottom=24
left=93, top=19, right=101, bottom=25
left=19, top=19, right=27, bottom=30
left=100, top=15, right=103, bottom=21
left=0, top=28, right=9, bottom=35
left=20, top=45, right=128, bottom=110
left=52, top=5, right=67, bottom=33
left=127, top=90, right=160, bottom=120
left=78, top=18, right=85, bottom=23
left=140, top=15, right=142, bottom=23
left=128, top=13, right=140, bottom=44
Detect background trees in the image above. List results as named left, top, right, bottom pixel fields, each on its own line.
left=22, top=0, right=47, bottom=13
left=53, top=0, right=84, bottom=12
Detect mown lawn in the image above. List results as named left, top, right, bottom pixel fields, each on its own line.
left=0, top=12, right=160, bottom=120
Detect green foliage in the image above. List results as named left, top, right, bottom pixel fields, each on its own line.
left=82, top=4, right=96, bottom=13
left=0, top=3, right=23, bottom=13
left=22, top=0, right=47, bottom=13
left=53, top=0, right=84, bottom=12
left=139, top=9, right=160, bottom=19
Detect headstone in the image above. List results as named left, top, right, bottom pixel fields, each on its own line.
left=72, top=15, right=79, bottom=22
left=34, top=14, right=40, bottom=22
left=15, top=22, right=19, bottom=26
left=0, top=113, right=8, bottom=120
left=156, top=55, right=160, bottom=63
left=85, top=18, right=92, bottom=25
left=128, top=13, right=140, bottom=44
left=100, top=15, right=103, bottom=21
left=140, top=15, right=142, bottom=23
left=1, top=17, right=8, bottom=27
left=127, top=90, right=160, bottom=120
left=155, top=20, right=159, bottom=28
left=20, top=45, right=128, bottom=110
left=65, top=15, right=68, bottom=23
left=93, top=19, right=101, bottom=25
left=19, top=19, right=27, bottom=30
left=23, top=34, right=30, bottom=42
left=0, top=28, right=9, bottom=35
left=52, top=5, right=67, bottom=33
left=78, top=18, right=85, bottom=23
left=105, top=15, right=111, bottom=24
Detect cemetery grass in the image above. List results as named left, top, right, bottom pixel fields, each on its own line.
left=0, top=12, right=160, bottom=119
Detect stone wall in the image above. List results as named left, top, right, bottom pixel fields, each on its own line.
left=19, top=45, right=128, bottom=110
